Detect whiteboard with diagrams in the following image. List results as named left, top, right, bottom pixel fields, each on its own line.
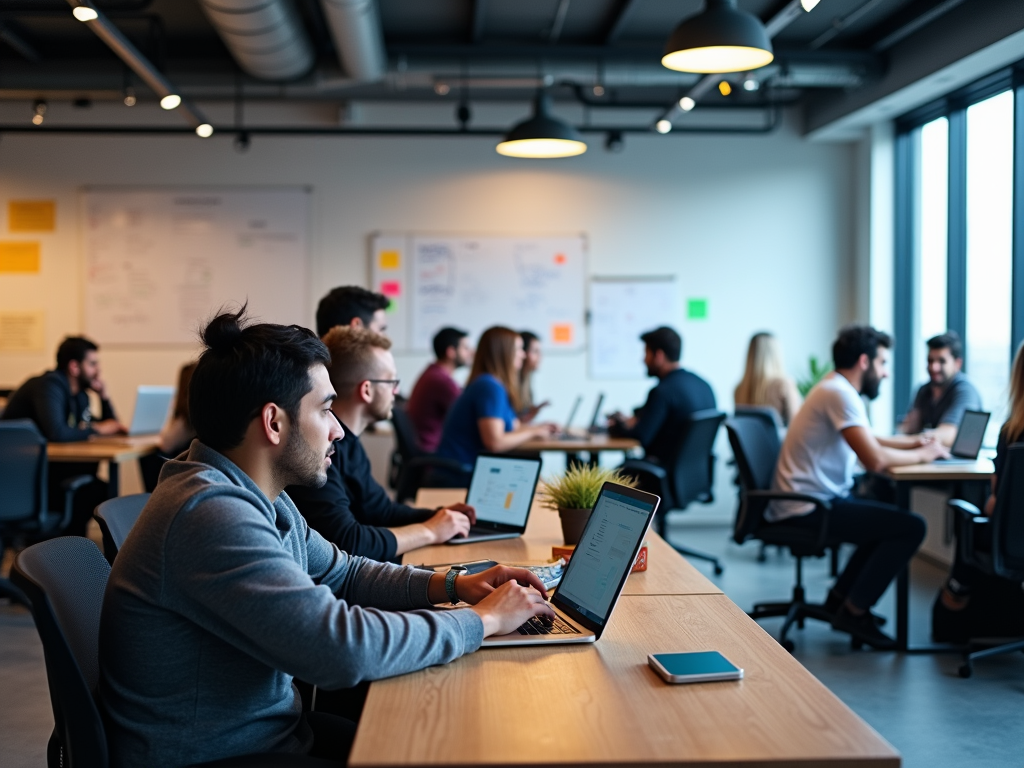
left=371, top=233, right=586, bottom=353
left=83, top=188, right=309, bottom=345
left=589, top=277, right=681, bottom=379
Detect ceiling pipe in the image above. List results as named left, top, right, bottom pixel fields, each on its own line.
left=65, top=0, right=209, bottom=130
left=319, top=0, right=387, bottom=81
left=197, top=0, right=315, bottom=81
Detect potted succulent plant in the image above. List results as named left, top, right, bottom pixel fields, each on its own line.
left=541, top=464, right=639, bottom=546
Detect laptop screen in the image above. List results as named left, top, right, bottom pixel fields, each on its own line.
left=951, top=410, right=991, bottom=458
left=588, top=393, right=605, bottom=429
left=465, top=455, right=542, bottom=529
left=554, top=486, right=657, bottom=628
left=129, top=386, right=174, bottom=436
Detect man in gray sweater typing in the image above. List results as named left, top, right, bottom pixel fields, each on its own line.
left=98, top=307, right=554, bottom=768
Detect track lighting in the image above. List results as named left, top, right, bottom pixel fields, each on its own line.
left=32, top=100, right=46, bottom=125
left=196, top=123, right=214, bottom=138
left=72, top=5, right=98, bottom=22
left=655, top=119, right=672, bottom=134
left=160, top=94, right=181, bottom=110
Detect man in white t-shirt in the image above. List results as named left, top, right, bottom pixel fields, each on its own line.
left=769, top=325, right=948, bottom=649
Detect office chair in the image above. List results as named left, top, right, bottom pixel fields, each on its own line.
left=734, top=404, right=784, bottom=436
left=389, top=404, right=470, bottom=502
left=11, top=537, right=344, bottom=768
left=0, top=420, right=92, bottom=606
left=93, top=493, right=150, bottom=564
left=948, top=443, right=1024, bottom=678
left=622, top=409, right=727, bottom=575
left=726, top=415, right=837, bottom=651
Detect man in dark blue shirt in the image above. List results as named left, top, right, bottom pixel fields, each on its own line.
left=900, top=331, right=982, bottom=448
left=288, top=326, right=476, bottom=562
left=608, top=326, right=716, bottom=461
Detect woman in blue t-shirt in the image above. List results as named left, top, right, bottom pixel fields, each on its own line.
left=437, top=326, right=556, bottom=469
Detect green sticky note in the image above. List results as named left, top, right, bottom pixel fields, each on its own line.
left=385, top=298, right=398, bottom=314
left=687, top=298, right=708, bottom=320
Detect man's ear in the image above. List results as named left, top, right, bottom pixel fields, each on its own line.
left=349, top=317, right=365, bottom=330
left=857, top=352, right=871, bottom=371
left=357, top=380, right=373, bottom=405
left=66, top=360, right=80, bottom=378
left=260, top=402, right=288, bottom=447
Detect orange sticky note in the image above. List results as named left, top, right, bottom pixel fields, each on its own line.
left=9, top=201, right=55, bottom=232
left=379, top=250, right=400, bottom=270
left=0, top=241, right=40, bottom=273
left=554, top=253, right=567, bottom=265
left=551, top=323, right=573, bottom=344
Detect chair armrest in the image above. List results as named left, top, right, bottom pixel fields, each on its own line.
left=621, top=458, right=666, bottom=480
left=745, top=490, right=833, bottom=550
left=950, top=499, right=988, bottom=569
left=57, top=474, right=95, bottom=531
left=948, top=499, right=982, bottom=518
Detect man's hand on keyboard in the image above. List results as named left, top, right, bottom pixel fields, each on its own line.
left=460, top=566, right=555, bottom=637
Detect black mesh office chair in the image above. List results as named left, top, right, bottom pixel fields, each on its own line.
left=93, top=493, right=150, bottom=564
left=11, top=537, right=343, bottom=768
left=948, top=443, right=1024, bottom=678
left=622, top=409, right=726, bottom=574
left=726, top=415, right=837, bottom=650
left=389, top=404, right=470, bottom=502
left=0, top=420, right=92, bottom=606
left=734, top=404, right=784, bottom=436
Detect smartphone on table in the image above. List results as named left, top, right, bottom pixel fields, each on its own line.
left=648, top=651, right=743, bottom=684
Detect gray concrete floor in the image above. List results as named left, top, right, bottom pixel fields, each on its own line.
left=3, top=515, right=1023, bottom=768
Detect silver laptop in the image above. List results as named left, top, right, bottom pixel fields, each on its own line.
left=555, top=395, right=585, bottom=441
left=482, top=483, right=660, bottom=647
left=935, top=410, right=990, bottom=464
left=128, top=386, right=174, bottom=436
left=587, top=393, right=607, bottom=435
left=448, top=454, right=543, bottom=544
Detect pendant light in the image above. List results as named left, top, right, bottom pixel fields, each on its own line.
left=662, top=0, right=773, bottom=74
left=496, top=91, right=587, bottom=159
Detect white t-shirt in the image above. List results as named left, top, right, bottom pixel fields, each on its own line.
left=767, top=372, right=869, bottom=521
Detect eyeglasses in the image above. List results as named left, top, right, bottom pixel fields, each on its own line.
left=367, top=379, right=401, bottom=392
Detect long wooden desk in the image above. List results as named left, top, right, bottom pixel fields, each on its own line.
left=884, top=459, right=993, bottom=651
left=411, top=488, right=722, bottom=597
left=47, top=436, right=159, bottom=497
left=526, top=434, right=640, bottom=454
left=351, top=593, right=899, bottom=768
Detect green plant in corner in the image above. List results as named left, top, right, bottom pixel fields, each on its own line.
left=541, top=464, right=638, bottom=511
left=796, top=354, right=833, bottom=398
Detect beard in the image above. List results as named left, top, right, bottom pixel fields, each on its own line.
left=861, top=367, right=882, bottom=401
left=276, top=426, right=331, bottom=489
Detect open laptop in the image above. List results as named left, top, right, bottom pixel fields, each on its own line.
left=555, top=395, right=585, bottom=441
left=128, top=386, right=174, bottom=436
left=482, top=482, right=660, bottom=646
left=935, top=409, right=991, bottom=464
left=587, top=393, right=607, bottom=435
left=447, top=454, right=543, bottom=544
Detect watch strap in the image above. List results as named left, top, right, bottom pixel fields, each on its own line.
left=445, top=568, right=461, bottom=605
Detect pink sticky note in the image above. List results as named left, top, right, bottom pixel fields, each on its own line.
left=380, top=280, right=401, bottom=297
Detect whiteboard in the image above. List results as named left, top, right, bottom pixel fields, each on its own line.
left=83, top=188, right=309, bottom=344
left=589, top=277, right=681, bottom=379
left=371, top=233, right=586, bottom=353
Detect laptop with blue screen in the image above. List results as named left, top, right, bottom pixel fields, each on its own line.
left=482, top=482, right=660, bottom=647
left=448, top=454, right=543, bottom=544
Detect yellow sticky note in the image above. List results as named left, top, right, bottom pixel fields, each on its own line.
left=9, top=201, right=55, bottom=232
left=379, top=250, right=401, bottom=270
left=0, top=311, right=45, bottom=351
left=0, top=241, right=40, bottom=273
left=551, top=323, right=573, bottom=344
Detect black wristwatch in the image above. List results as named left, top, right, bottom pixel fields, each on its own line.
left=445, top=566, right=465, bottom=605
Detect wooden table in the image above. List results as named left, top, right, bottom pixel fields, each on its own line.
left=47, top=436, right=160, bottom=498
left=884, top=459, right=994, bottom=651
left=350, top=594, right=899, bottom=768
left=526, top=434, right=640, bottom=454
left=411, top=489, right=722, bottom=597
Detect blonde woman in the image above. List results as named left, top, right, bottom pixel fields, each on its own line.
left=437, top=326, right=556, bottom=467
left=734, top=332, right=802, bottom=425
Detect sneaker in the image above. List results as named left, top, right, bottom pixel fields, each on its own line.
left=832, top=605, right=898, bottom=650
left=824, top=591, right=887, bottom=626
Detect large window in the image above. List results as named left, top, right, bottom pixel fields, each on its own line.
left=896, top=68, right=1023, bottom=445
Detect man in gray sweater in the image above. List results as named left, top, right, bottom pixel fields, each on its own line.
left=99, top=308, right=553, bottom=768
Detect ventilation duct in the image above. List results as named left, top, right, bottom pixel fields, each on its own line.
left=198, top=0, right=314, bottom=81
left=319, top=0, right=386, bottom=81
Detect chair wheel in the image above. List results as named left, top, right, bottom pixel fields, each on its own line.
left=781, top=639, right=795, bottom=653
left=958, top=664, right=973, bottom=678
left=713, top=564, right=724, bottom=576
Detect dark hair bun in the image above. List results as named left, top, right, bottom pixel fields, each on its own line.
left=201, top=305, right=247, bottom=352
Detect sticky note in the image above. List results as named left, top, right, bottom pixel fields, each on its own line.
left=385, top=298, right=398, bottom=314
left=687, top=298, right=708, bottom=320
left=0, top=241, right=40, bottom=273
left=551, top=323, right=573, bottom=344
left=554, top=253, right=567, bottom=265
left=9, top=201, right=55, bottom=232
left=380, top=280, right=401, bottom=297
left=504, top=492, right=513, bottom=510
left=379, top=250, right=401, bottom=270
left=0, top=311, right=45, bottom=351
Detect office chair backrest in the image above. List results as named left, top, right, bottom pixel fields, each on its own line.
left=390, top=403, right=424, bottom=459
left=11, top=537, right=111, bottom=767
left=94, top=493, right=150, bottom=561
left=726, top=416, right=781, bottom=544
left=734, top=404, right=784, bottom=435
left=0, top=419, right=48, bottom=523
left=992, top=443, right=1024, bottom=580
left=667, top=409, right=726, bottom=508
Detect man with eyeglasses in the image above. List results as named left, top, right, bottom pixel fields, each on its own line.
left=288, top=325, right=476, bottom=564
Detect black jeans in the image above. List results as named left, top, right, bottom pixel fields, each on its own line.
left=781, top=497, right=926, bottom=610
left=305, top=711, right=357, bottom=764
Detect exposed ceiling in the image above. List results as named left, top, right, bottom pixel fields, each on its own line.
left=0, top=0, right=976, bottom=135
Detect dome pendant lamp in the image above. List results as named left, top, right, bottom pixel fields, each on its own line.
left=662, top=0, right=773, bottom=74
left=496, top=91, right=587, bottom=159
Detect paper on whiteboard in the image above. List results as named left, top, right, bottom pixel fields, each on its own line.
left=589, top=279, right=681, bottom=379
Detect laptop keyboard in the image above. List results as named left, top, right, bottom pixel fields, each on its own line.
left=515, top=615, right=580, bottom=636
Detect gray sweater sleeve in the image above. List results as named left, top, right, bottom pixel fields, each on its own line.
left=163, top=494, right=484, bottom=691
